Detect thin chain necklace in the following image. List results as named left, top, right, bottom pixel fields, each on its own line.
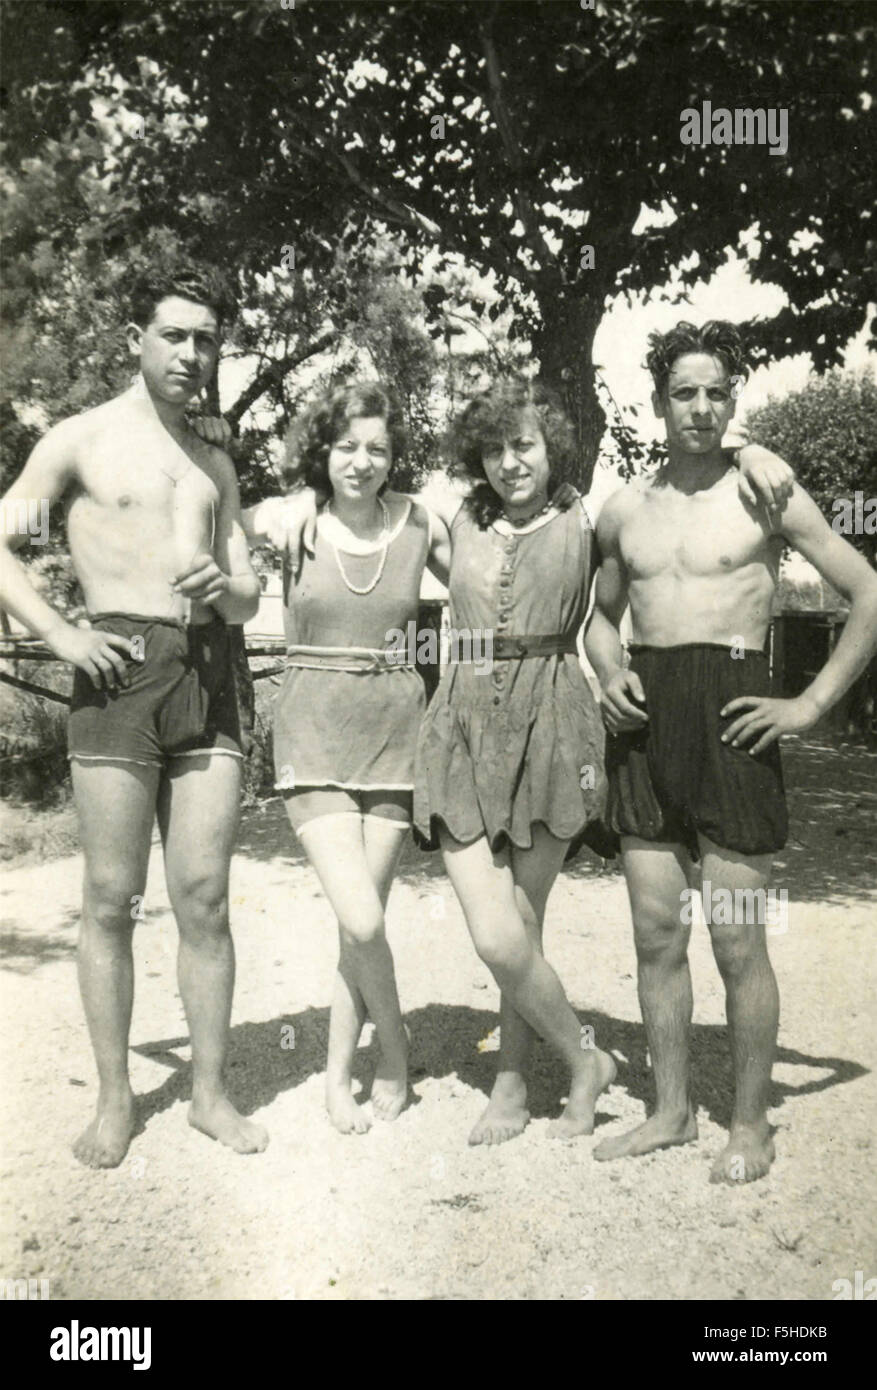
left=159, top=460, right=192, bottom=488
left=329, top=497, right=391, bottom=596
left=158, top=421, right=195, bottom=488
left=131, top=376, right=197, bottom=487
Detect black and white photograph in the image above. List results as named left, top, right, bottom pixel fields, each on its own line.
left=1, top=0, right=875, bottom=1332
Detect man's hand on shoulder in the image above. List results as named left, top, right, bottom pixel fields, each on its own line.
left=735, top=442, right=795, bottom=512
left=189, top=414, right=233, bottom=449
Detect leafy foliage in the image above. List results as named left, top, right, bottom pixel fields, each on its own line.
left=3, top=0, right=873, bottom=487
left=746, top=370, right=877, bottom=563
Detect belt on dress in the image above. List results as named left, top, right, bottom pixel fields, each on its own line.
left=452, top=633, right=578, bottom=662
left=285, top=643, right=413, bottom=672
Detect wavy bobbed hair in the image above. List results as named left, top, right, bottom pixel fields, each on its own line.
left=449, top=377, right=577, bottom=528
left=282, top=381, right=407, bottom=494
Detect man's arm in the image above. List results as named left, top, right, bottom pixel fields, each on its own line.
left=0, top=422, right=135, bottom=687
left=734, top=442, right=796, bottom=511
left=423, top=504, right=452, bottom=587
left=722, top=483, right=877, bottom=752
left=186, top=415, right=319, bottom=568
left=174, top=450, right=260, bottom=624
left=422, top=489, right=465, bottom=533
left=584, top=492, right=648, bottom=733
left=241, top=490, right=320, bottom=557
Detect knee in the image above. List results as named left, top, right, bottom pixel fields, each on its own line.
left=632, top=900, right=689, bottom=966
left=472, top=919, right=529, bottom=976
left=339, top=909, right=386, bottom=949
left=83, top=870, right=139, bottom=932
left=710, top=924, right=761, bottom=979
left=172, top=871, right=230, bottom=937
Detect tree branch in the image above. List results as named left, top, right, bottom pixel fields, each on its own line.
left=479, top=9, right=557, bottom=276
left=291, top=113, right=443, bottom=243
left=226, top=329, right=336, bottom=425
left=278, top=110, right=539, bottom=291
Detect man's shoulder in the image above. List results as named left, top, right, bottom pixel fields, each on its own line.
left=33, top=401, right=119, bottom=465
left=195, top=438, right=238, bottom=491
left=596, top=478, right=649, bottom=531
left=54, top=395, right=133, bottom=445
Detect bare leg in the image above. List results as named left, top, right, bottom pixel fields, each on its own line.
left=70, top=759, right=159, bottom=1168
left=469, top=827, right=564, bottom=1144
left=700, top=835, right=778, bottom=1184
left=441, top=828, right=616, bottom=1144
left=363, top=815, right=410, bottom=1119
left=293, top=811, right=408, bottom=1134
left=159, top=754, right=267, bottom=1154
left=295, top=814, right=370, bottom=1134
left=595, top=837, right=698, bottom=1161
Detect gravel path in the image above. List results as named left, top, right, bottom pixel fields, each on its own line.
left=1, top=739, right=874, bottom=1300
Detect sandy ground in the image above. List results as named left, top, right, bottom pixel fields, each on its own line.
left=1, top=738, right=875, bottom=1301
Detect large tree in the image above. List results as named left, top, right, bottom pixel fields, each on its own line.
left=3, top=0, right=875, bottom=486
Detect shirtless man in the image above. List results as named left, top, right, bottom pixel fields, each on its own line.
left=585, top=319, right=877, bottom=1182
left=0, top=260, right=267, bottom=1167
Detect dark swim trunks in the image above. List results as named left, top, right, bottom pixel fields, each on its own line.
left=606, top=643, right=788, bottom=857
left=68, top=612, right=244, bottom=768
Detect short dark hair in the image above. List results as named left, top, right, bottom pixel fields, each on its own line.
left=283, top=381, right=407, bottom=494
left=127, top=258, right=237, bottom=332
left=646, top=320, right=749, bottom=396
left=449, top=377, right=576, bottom=527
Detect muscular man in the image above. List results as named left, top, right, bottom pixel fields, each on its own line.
left=0, top=261, right=266, bottom=1167
left=586, top=320, right=877, bottom=1182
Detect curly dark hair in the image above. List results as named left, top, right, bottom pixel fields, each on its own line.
left=449, top=377, right=577, bottom=528
left=646, top=320, right=749, bottom=397
left=127, top=257, right=237, bottom=332
left=282, top=381, right=407, bottom=494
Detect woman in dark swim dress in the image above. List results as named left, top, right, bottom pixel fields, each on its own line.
left=414, top=380, right=618, bottom=1145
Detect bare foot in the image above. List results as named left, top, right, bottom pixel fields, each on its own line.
left=188, top=1093, right=268, bottom=1153
left=594, top=1107, right=697, bottom=1161
left=710, top=1123, right=775, bottom=1184
left=371, top=1022, right=409, bottom=1122
left=73, top=1089, right=136, bottom=1169
left=469, top=1072, right=529, bottom=1146
left=371, top=1067, right=408, bottom=1122
left=326, top=1081, right=372, bottom=1135
left=551, top=1049, right=617, bottom=1139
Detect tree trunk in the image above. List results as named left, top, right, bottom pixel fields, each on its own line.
left=534, top=294, right=605, bottom=493
left=204, top=363, right=221, bottom=417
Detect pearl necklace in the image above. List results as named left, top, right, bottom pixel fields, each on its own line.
left=329, top=498, right=391, bottom=596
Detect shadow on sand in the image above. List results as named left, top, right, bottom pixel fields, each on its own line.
left=130, top=1002, right=868, bottom=1140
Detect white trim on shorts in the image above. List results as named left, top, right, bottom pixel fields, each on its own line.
left=69, top=748, right=244, bottom=768
left=295, top=809, right=411, bottom=836
left=275, top=778, right=413, bottom=792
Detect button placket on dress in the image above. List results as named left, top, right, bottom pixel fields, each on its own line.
left=491, top=533, right=518, bottom=704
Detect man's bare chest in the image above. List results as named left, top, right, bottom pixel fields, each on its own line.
left=71, top=424, right=220, bottom=522
left=621, top=492, right=773, bottom=583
